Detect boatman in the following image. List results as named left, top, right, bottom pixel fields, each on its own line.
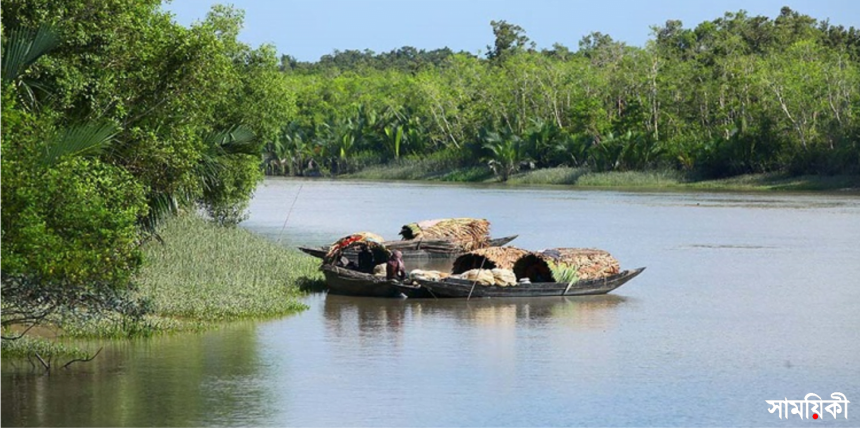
left=386, top=250, right=407, bottom=281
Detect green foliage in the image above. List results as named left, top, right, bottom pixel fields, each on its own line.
left=1, top=1, right=295, bottom=343
left=200, top=154, right=262, bottom=226
left=481, top=128, right=529, bottom=181
left=1, top=157, right=148, bottom=285
left=40, top=121, right=119, bottom=167
left=547, top=261, right=580, bottom=285
left=275, top=7, right=859, bottom=179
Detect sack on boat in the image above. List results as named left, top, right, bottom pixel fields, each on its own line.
left=490, top=268, right=517, bottom=287
left=450, top=268, right=517, bottom=286
left=409, top=269, right=449, bottom=281
left=455, top=269, right=496, bottom=286
left=374, top=263, right=388, bottom=277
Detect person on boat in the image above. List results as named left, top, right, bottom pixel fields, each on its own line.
left=357, top=243, right=375, bottom=273
left=386, top=250, right=407, bottom=281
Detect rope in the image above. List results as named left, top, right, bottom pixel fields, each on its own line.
left=277, top=183, right=303, bottom=245
left=467, top=256, right=489, bottom=300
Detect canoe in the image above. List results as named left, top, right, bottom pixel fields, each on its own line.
left=413, top=267, right=646, bottom=298
left=300, top=235, right=519, bottom=260
left=321, top=264, right=432, bottom=298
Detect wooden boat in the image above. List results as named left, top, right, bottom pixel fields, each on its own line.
left=300, top=235, right=519, bottom=260
left=321, top=264, right=433, bottom=298
left=412, top=267, right=646, bottom=298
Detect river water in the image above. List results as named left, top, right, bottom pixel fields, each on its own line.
left=3, top=178, right=859, bottom=427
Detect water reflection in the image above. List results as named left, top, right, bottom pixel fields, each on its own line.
left=1, top=323, right=273, bottom=427
left=323, top=293, right=628, bottom=337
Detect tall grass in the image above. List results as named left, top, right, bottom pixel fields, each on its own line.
left=0, top=334, right=89, bottom=359
left=573, top=170, right=684, bottom=187
left=686, top=173, right=860, bottom=191
left=506, top=167, right=590, bottom=185
left=345, top=152, right=492, bottom=181
left=62, top=214, right=320, bottom=338
left=341, top=154, right=857, bottom=191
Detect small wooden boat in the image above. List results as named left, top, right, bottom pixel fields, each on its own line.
left=321, top=264, right=432, bottom=298
left=412, top=267, right=645, bottom=298
left=299, top=235, right=519, bottom=260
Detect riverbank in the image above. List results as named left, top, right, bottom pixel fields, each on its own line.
left=2, top=215, right=321, bottom=358
left=344, top=161, right=860, bottom=192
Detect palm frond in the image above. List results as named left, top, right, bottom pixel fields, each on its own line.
left=140, top=193, right=180, bottom=235
left=40, top=122, right=120, bottom=167
left=203, top=125, right=258, bottom=157
left=2, top=25, right=60, bottom=82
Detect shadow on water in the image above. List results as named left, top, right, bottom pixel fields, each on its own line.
left=296, top=275, right=327, bottom=293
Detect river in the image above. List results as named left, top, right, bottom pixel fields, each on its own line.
left=3, top=178, right=859, bottom=427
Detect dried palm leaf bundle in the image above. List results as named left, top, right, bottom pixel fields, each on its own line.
left=451, top=246, right=529, bottom=274
left=399, top=218, right=491, bottom=251
left=513, top=248, right=620, bottom=282
left=324, top=232, right=389, bottom=264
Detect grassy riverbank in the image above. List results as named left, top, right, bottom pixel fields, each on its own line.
left=345, top=160, right=860, bottom=192
left=2, top=215, right=321, bottom=357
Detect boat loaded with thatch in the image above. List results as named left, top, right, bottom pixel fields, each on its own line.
left=319, top=232, right=431, bottom=298
left=299, top=218, right=517, bottom=260
left=409, top=247, right=645, bottom=298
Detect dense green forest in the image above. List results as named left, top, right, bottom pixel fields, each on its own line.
left=1, top=1, right=292, bottom=334
left=270, top=8, right=860, bottom=181
left=1, top=1, right=858, bottom=338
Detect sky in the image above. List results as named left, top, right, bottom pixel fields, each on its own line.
left=162, top=0, right=859, bottom=62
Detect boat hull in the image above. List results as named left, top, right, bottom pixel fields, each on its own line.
left=414, top=267, right=645, bottom=298
left=321, top=265, right=431, bottom=298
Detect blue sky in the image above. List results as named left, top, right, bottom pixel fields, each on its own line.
left=162, top=0, right=858, bottom=61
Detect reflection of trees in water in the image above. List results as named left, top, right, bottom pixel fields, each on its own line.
left=1, top=323, right=273, bottom=427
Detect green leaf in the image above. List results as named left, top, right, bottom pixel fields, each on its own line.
left=41, top=122, right=120, bottom=167
left=1, top=25, right=60, bottom=82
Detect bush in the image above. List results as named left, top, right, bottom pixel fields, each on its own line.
left=2, top=156, right=148, bottom=286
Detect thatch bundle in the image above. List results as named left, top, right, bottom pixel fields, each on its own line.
left=513, top=248, right=620, bottom=282
left=451, top=246, right=529, bottom=274
left=324, top=232, right=389, bottom=263
left=399, top=218, right=491, bottom=251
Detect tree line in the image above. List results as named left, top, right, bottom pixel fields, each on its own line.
left=269, top=8, right=860, bottom=181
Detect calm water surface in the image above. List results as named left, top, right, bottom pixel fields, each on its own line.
left=3, top=178, right=860, bottom=427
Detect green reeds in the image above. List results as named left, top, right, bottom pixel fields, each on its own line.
left=62, top=214, right=320, bottom=338
left=547, top=260, right=580, bottom=285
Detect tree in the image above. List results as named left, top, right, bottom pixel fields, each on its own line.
left=487, top=20, right=534, bottom=63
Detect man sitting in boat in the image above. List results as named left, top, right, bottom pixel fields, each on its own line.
left=386, top=250, right=407, bottom=281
